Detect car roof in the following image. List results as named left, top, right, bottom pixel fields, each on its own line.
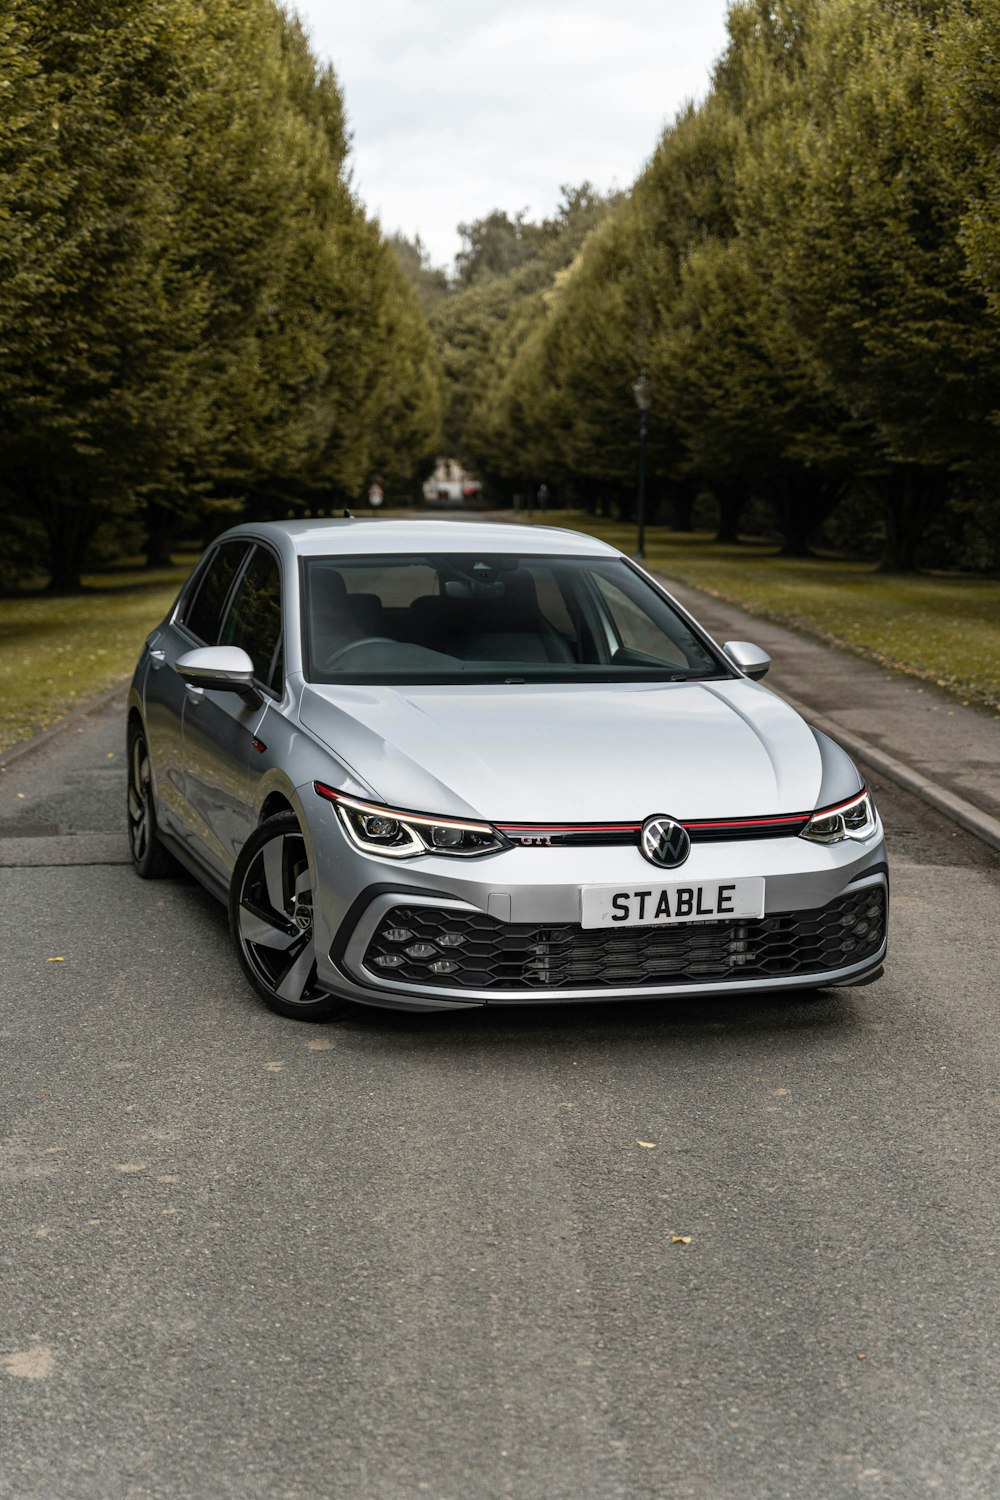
left=218, top=517, right=621, bottom=559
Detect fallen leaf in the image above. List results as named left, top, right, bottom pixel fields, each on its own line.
left=636, top=1140, right=658, bottom=1149
left=16, top=792, right=26, bottom=799
left=46, top=957, right=64, bottom=963
left=2, top=1347, right=55, bottom=1380
left=671, top=1235, right=692, bottom=1245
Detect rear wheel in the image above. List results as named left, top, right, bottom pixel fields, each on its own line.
left=127, top=722, right=176, bottom=879
left=230, top=812, right=354, bottom=1021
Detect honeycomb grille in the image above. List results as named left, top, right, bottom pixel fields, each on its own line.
left=361, top=885, right=886, bottom=992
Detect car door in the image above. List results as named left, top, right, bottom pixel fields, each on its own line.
left=180, top=543, right=283, bottom=880
left=142, top=540, right=252, bottom=838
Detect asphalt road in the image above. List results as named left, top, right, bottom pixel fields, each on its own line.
left=1, top=693, right=998, bottom=1500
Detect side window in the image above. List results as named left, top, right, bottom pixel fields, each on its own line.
left=181, top=542, right=250, bottom=645
left=219, top=547, right=283, bottom=692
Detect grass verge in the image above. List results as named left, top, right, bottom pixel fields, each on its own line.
left=0, top=558, right=198, bottom=753
left=521, top=513, right=1000, bottom=711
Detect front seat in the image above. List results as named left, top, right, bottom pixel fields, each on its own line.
left=461, top=571, right=575, bottom=663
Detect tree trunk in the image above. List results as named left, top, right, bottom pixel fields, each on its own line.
left=144, top=502, right=176, bottom=569
left=609, top=484, right=635, bottom=523
left=38, top=492, right=96, bottom=593
left=878, top=466, right=944, bottom=573
left=776, top=474, right=845, bottom=557
left=671, top=488, right=695, bottom=533
left=714, top=485, right=746, bottom=544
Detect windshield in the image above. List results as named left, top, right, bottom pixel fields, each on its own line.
left=301, top=553, right=729, bottom=685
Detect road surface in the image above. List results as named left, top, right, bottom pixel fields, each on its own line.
left=1, top=692, right=998, bottom=1499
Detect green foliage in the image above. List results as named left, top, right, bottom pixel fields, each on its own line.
left=435, top=0, right=1000, bottom=570
left=0, top=0, right=441, bottom=589
left=936, top=1, right=1000, bottom=324
left=387, top=233, right=451, bottom=315
left=430, top=185, right=617, bottom=482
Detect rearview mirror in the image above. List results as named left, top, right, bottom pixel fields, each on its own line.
left=176, top=646, right=258, bottom=699
left=723, top=640, right=771, bottom=680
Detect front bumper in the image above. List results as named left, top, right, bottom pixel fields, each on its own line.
left=306, top=802, right=888, bottom=1010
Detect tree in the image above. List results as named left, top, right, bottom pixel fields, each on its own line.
left=0, top=0, right=218, bottom=587
left=0, top=0, right=444, bottom=586
left=431, top=186, right=615, bottom=482
left=737, top=0, right=1000, bottom=569
left=387, top=233, right=450, bottom=315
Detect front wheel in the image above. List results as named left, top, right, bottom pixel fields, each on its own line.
left=229, top=812, right=354, bottom=1022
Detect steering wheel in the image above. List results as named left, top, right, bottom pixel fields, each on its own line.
left=323, top=637, right=398, bottom=668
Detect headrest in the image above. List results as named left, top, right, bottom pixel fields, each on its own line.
left=498, top=570, right=539, bottom=612
left=314, top=568, right=347, bottom=603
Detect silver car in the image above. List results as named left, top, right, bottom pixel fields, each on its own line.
left=126, top=519, right=887, bottom=1019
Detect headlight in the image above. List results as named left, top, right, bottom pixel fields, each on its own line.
left=315, top=783, right=510, bottom=859
left=801, top=788, right=878, bottom=845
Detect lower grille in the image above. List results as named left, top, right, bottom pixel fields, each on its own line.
left=361, top=885, right=886, bottom=992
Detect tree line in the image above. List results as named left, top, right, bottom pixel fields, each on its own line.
left=0, top=0, right=443, bottom=591
left=428, top=0, right=1000, bottom=572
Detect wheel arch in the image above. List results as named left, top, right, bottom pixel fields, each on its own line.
left=259, top=790, right=295, bottom=824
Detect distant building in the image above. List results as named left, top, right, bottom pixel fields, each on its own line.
left=422, top=457, right=480, bottom=506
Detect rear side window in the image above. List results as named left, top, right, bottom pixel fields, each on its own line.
left=220, top=546, right=283, bottom=692
left=181, top=542, right=250, bottom=645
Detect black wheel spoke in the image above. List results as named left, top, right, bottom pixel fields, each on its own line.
left=262, top=835, right=288, bottom=914
left=239, top=901, right=299, bottom=952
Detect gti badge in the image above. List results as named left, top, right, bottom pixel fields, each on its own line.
left=640, top=815, right=691, bottom=869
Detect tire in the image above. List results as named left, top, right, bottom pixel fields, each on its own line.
left=229, top=811, right=355, bottom=1022
left=127, top=722, right=177, bottom=879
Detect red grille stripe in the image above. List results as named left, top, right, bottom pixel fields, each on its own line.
left=498, top=823, right=642, bottom=834
left=684, top=814, right=809, bottom=830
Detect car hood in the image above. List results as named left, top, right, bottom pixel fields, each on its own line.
left=299, top=679, right=834, bottom=822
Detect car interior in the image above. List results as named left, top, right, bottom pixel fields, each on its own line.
left=303, top=554, right=719, bottom=679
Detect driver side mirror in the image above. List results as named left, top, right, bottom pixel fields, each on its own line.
left=723, top=640, right=771, bottom=680
left=177, top=646, right=260, bottom=701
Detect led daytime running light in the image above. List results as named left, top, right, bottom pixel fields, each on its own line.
left=800, top=787, right=877, bottom=845
left=314, top=782, right=508, bottom=859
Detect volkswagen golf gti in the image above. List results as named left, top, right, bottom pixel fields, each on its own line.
left=126, top=518, right=888, bottom=1019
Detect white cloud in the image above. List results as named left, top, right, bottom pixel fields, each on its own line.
left=292, top=0, right=732, bottom=268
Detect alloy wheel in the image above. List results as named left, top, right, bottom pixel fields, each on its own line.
left=235, top=829, right=331, bottom=1007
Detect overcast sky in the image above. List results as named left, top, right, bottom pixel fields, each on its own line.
left=290, top=1, right=733, bottom=270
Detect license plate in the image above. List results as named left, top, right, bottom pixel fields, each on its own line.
left=580, top=877, right=765, bottom=929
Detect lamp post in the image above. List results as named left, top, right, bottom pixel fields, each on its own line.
left=633, top=371, right=651, bottom=560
